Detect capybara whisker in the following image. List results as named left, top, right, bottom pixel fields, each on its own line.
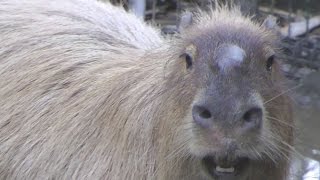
left=266, top=116, right=295, bottom=128
left=263, top=84, right=301, bottom=105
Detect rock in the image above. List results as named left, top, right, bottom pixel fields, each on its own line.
left=297, top=67, right=314, bottom=78
left=161, top=25, right=178, bottom=35
left=282, top=63, right=292, bottom=73
left=301, top=71, right=320, bottom=94
left=298, top=95, right=312, bottom=106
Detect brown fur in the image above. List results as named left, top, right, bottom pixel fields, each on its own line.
left=0, top=0, right=293, bottom=179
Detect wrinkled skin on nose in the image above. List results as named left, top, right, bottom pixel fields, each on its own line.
left=192, top=87, right=263, bottom=132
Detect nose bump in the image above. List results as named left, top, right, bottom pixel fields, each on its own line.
left=241, top=107, right=263, bottom=129
left=192, top=105, right=212, bottom=127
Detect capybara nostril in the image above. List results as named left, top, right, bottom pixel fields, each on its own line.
left=242, top=107, right=263, bottom=129
left=192, top=105, right=212, bottom=127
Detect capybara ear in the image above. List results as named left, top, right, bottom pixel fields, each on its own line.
left=177, top=11, right=193, bottom=32
left=262, top=15, right=283, bottom=39
left=262, top=15, right=278, bottom=30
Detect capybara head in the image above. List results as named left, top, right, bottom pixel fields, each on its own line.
left=164, top=7, right=293, bottom=180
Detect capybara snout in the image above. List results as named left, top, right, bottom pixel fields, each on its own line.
left=192, top=98, right=263, bottom=131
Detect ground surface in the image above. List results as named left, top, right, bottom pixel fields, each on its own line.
left=293, top=72, right=320, bottom=162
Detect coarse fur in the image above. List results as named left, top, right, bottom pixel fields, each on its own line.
left=0, top=0, right=293, bottom=180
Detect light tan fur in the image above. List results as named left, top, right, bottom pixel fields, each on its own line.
left=0, top=0, right=293, bottom=179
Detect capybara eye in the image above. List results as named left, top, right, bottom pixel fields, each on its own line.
left=184, top=53, right=193, bottom=69
left=266, top=55, right=274, bottom=71
left=183, top=44, right=196, bottom=70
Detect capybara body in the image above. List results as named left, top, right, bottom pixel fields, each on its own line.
left=0, top=0, right=293, bottom=179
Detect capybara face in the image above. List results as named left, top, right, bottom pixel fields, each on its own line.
left=177, top=12, right=293, bottom=179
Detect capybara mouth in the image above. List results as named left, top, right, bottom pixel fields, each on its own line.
left=202, top=155, right=249, bottom=179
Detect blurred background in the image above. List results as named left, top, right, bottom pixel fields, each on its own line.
left=105, top=0, right=320, bottom=178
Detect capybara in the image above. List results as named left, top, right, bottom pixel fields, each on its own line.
left=0, top=0, right=293, bottom=179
